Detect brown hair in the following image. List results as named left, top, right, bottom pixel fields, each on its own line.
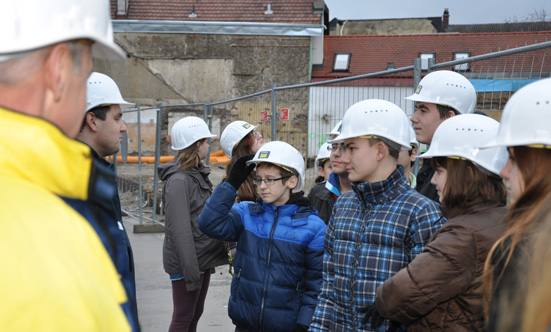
left=519, top=215, right=551, bottom=332
left=176, top=138, right=206, bottom=171
left=315, top=158, right=329, bottom=184
left=366, top=137, right=400, bottom=160
left=223, top=131, right=258, bottom=202
left=483, top=147, right=551, bottom=325
left=431, top=157, right=506, bottom=219
left=436, top=104, right=459, bottom=119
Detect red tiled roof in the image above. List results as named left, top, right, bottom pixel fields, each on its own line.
left=110, top=0, right=321, bottom=24
left=313, top=32, right=551, bottom=80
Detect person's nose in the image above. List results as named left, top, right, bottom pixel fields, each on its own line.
left=500, top=159, right=512, bottom=180
left=341, top=149, right=351, bottom=164
left=121, top=120, right=127, bottom=133
left=430, top=172, right=438, bottom=185
left=410, top=110, right=420, bottom=124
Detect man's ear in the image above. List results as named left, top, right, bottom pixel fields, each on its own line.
left=84, top=112, right=99, bottom=132
left=375, top=141, right=387, bottom=161
left=447, top=110, right=456, bottom=118
left=43, top=43, right=72, bottom=103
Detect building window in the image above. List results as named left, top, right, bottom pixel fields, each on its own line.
left=419, top=52, right=435, bottom=71
left=333, top=53, right=351, bottom=72
left=387, top=62, right=395, bottom=70
left=453, top=52, right=471, bottom=71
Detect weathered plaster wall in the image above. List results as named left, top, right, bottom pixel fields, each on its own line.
left=94, top=33, right=312, bottom=156
left=331, top=19, right=437, bottom=36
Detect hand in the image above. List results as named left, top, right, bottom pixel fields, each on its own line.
left=227, top=154, right=255, bottom=189
left=357, top=304, right=385, bottom=328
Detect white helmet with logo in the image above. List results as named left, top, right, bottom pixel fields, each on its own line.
left=86, top=72, right=134, bottom=112
left=329, top=99, right=411, bottom=150
left=247, top=141, right=305, bottom=193
left=482, top=78, right=551, bottom=149
left=171, top=116, right=216, bottom=151
left=418, top=114, right=508, bottom=176
left=326, top=120, right=343, bottom=140
left=0, top=0, right=125, bottom=61
left=220, top=121, right=258, bottom=158
left=315, top=142, right=331, bottom=167
left=406, top=70, right=476, bottom=114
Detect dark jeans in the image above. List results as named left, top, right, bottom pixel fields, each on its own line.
left=168, top=271, right=211, bottom=332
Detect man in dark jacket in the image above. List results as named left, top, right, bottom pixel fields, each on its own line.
left=406, top=70, right=477, bottom=202
left=72, top=72, right=139, bottom=331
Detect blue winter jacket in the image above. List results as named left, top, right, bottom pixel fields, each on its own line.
left=199, top=182, right=327, bottom=332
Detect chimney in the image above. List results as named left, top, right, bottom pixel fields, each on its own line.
left=443, top=8, right=450, bottom=29
left=265, top=3, right=273, bottom=15
left=188, top=5, right=197, bottom=18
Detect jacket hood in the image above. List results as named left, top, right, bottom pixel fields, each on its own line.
left=157, top=159, right=179, bottom=181
left=285, top=191, right=310, bottom=207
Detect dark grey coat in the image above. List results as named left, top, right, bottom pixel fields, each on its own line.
left=307, top=181, right=335, bottom=224
left=158, top=160, right=227, bottom=291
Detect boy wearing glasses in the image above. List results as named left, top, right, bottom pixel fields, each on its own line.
left=199, top=141, right=327, bottom=332
left=309, top=100, right=444, bottom=332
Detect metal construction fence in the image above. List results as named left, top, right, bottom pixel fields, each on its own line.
left=118, top=40, right=551, bottom=224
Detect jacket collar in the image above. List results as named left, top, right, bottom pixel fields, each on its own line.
left=325, top=172, right=342, bottom=197
left=0, top=107, right=92, bottom=200
left=352, top=165, right=409, bottom=205
left=248, top=191, right=315, bottom=221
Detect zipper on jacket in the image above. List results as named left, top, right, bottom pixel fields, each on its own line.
left=258, top=208, right=279, bottom=331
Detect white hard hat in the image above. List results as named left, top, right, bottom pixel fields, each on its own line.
left=409, top=127, right=419, bottom=148
left=247, top=141, right=305, bottom=193
left=86, top=72, right=133, bottom=112
left=171, top=116, right=216, bottom=151
left=329, top=99, right=412, bottom=150
left=406, top=70, right=477, bottom=114
left=482, top=78, right=551, bottom=149
left=0, top=0, right=125, bottom=61
left=315, top=142, right=331, bottom=167
left=326, top=120, right=343, bottom=139
left=418, top=114, right=508, bottom=176
left=220, top=121, right=258, bottom=158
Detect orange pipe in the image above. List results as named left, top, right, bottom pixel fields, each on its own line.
left=111, top=150, right=230, bottom=164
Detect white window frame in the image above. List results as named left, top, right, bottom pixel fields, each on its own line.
left=419, top=52, right=435, bottom=71
left=333, top=53, right=351, bottom=72
left=453, top=52, right=471, bottom=71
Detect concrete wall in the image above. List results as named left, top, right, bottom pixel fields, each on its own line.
left=94, top=33, right=312, bottom=156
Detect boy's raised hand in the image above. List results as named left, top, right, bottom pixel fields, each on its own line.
left=227, top=154, right=256, bottom=190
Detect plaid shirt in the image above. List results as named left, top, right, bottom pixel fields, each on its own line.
left=309, top=167, right=445, bottom=332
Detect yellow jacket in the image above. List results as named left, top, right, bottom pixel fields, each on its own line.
left=0, top=107, right=130, bottom=331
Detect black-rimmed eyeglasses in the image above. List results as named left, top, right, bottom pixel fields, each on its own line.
left=252, top=176, right=290, bottom=186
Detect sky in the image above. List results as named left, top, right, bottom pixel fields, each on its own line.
left=323, top=0, right=551, bottom=24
